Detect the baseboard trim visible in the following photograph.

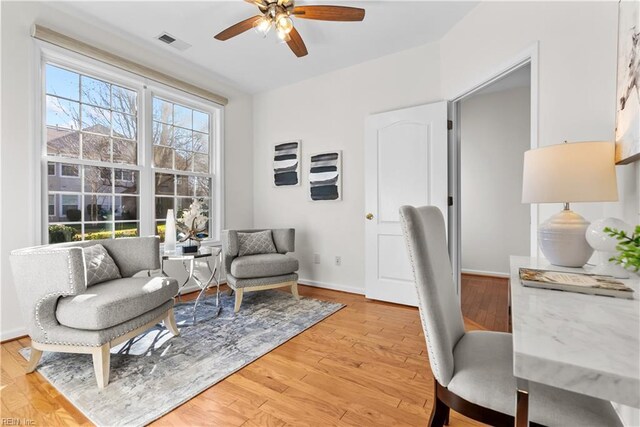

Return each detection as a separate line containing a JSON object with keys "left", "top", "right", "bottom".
{"left": 298, "top": 278, "right": 364, "bottom": 295}
{"left": 462, "top": 269, "right": 509, "bottom": 279}
{"left": 1, "top": 327, "right": 28, "bottom": 343}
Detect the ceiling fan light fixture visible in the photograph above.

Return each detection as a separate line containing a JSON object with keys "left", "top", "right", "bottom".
{"left": 276, "top": 28, "right": 291, "bottom": 42}
{"left": 275, "top": 13, "right": 293, "bottom": 34}
{"left": 253, "top": 16, "right": 272, "bottom": 37}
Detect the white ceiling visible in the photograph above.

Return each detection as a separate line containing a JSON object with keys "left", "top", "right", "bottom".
{"left": 51, "top": 1, "right": 478, "bottom": 94}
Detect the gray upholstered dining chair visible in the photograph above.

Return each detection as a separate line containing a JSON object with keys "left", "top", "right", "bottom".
{"left": 10, "top": 236, "right": 180, "bottom": 388}
{"left": 222, "top": 228, "right": 299, "bottom": 312}
{"left": 399, "top": 205, "right": 622, "bottom": 427}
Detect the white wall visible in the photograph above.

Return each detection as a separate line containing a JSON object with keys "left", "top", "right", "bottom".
{"left": 253, "top": 43, "right": 442, "bottom": 294}
{"left": 461, "top": 86, "right": 531, "bottom": 276}
{"left": 0, "top": 1, "right": 254, "bottom": 340}
{"left": 440, "top": 1, "right": 639, "bottom": 231}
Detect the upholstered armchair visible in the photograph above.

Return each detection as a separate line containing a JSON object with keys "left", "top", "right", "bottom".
{"left": 399, "top": 205, "right": 621, "bottom": 427}
{"left": 222, "top": 228, "right": 299, "bottom": 312}
{"left": 9, "top": 236, "right": 179, "bottom": 388}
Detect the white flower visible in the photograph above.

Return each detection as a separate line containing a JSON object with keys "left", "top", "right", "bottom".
{"left": 176, "top": 198, "right": 209, "bottom": 241}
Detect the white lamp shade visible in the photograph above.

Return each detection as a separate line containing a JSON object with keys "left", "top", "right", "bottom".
{"left": 522, "top": 141, "right": 618, "bottom": 203}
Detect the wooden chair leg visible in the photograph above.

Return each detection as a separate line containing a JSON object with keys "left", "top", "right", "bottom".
{"left": 92, "top": 344, "right": 111, "bottom": 388}
{"left": 234, "top": 288, "right": 244, "bottom": 313}
{"left": 26, "top": 348, "right": 43, "bottom": 373}
{"left": 429, "top": 379, "right": 450, "bottom": 427}
{"left": 291, "top": 283, "right": 300, "bottom": 300}
{"left": 164, "top": 309, "right": 180, "bottom": 336}
{"left": 429, "top": 396, "right": 450, "bottom": 427}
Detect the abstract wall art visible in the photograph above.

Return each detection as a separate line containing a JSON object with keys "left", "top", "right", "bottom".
{"left": 309, "top": 151, "right": 342, "bottom": 201}
{"left": 615, "top": 0, "right": 640, "bottom": 164}
{"left": 273, "top": 141, "right": 301, "bottom": 186}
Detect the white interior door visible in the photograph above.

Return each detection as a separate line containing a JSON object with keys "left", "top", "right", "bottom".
{"left": 364, "top": 102, "right": 449, "bottom": 306}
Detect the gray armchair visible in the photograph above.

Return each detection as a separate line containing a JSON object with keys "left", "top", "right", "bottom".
{"left": 9, "top": 236, "right": 179, "bottom": 388}
{"left": 222, "top": 228, "right": 299, "bottom": 312}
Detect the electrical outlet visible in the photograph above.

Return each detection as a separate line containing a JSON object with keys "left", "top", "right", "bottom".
{"left": 313, "top": 253, "right": 321, "bottom": 264}
{"left": 335, "top": 256, "right": 342, "bottom": 266}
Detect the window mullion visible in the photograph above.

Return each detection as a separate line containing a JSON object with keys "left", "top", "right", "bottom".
{"left": 139, "top": 86, "right": 154, "bottom": 237}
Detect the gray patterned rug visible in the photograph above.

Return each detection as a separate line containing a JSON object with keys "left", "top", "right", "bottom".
{"left": 20, "top": 290, "right": 343, "bottom": 427}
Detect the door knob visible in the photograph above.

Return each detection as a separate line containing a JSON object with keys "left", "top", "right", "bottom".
{"left": 366, "top": 213, "right": 374, "bottom": 220}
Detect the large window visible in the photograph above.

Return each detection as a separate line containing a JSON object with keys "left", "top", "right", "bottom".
{"left": 42, "top": 58, "right": 221, "bottom": 243}
{"left": 152, "top": 97, "right": 212, "bottom": 240}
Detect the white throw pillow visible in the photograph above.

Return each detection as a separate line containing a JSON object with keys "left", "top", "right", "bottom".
{"left": 83, "top": 244, "right": 122, "bottom": 286}
{"left": 237, "top": 230, "right": 277, "bottom": 257}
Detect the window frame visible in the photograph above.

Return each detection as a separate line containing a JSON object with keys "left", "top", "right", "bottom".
{"left": 37, "top": 43, "right": 224, "bottom": 245}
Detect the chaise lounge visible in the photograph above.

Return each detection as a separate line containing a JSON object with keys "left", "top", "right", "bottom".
{"left": 9, "top": 236, "right": 180, "bottom": 388}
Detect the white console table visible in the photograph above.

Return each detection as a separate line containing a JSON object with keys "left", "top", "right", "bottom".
{"left": 509, "top": 256, "right": 640, "bottom": 426}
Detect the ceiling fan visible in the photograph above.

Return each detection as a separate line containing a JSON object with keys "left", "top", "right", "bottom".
{"left": 214, "top": 0, "right": 365, "bottom": 58}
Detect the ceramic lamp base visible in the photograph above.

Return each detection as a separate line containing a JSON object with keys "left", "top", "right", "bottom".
{"left": 538, "top": 209, "right": 593, "bottom": 267}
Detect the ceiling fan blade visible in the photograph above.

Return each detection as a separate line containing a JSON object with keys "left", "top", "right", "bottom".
{"left": 244, "top": 0, "right": 268, "bottom": 10}
{"left": 287, "top": 27, "right": 308, "bottom": 57}
{"left": 292, "top": 5, "right": 365, "bottom": 21}
{"left": 214, "top": 15, "right": 263, "bottom": 41}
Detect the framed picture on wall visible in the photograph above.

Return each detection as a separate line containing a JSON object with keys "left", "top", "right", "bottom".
{"left": 273, "top": 141, "right": 301, "bottom": 186}
{"left": 309, "top": 151, "right": 342, "bottom": 201}
{"left": 614, "top": 0, "right": 640, "bottom": 164}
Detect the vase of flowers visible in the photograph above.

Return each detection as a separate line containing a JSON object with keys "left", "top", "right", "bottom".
{"left": 176, "top": 198, "right": 208, "bottom": 253}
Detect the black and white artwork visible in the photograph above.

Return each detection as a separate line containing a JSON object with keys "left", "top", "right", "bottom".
{"left": 615, "top": 0, "right": 640, "bottom": 164}
{"left": 273, "top": 141, "right": 300, "bottom": 186}
{"left": 309, "top": 151, "right": 342, "bottom": 201}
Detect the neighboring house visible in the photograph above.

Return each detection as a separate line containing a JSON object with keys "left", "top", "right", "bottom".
{"left": 47, "top": 124, "right": 138, "bottom": 224}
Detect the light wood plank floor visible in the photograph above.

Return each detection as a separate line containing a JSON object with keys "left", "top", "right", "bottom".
{"left": 0, "top": 282, "right": 506, "bottom": 426}
{"left": 460, "top": 273, "right": 509, "bottom": 332}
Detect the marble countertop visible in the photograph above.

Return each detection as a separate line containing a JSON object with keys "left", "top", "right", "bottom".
{"left": 509, "top": 256, "right": 640, "bottom": 408}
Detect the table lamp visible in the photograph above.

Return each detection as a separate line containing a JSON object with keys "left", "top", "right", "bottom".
{"left": 522, "top": 141, "right": 618, "bottom": 267}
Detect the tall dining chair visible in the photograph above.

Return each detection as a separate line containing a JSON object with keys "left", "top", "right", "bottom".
{"left": 398, "top": 205, "right": 622, "bottom": 427}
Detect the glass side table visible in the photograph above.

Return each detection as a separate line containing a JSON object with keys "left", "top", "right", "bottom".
{"left": 161, "top": 246, "right": 222, "bottom": 323}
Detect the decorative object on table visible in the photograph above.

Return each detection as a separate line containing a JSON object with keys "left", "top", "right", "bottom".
{"left": 19, "top": 291, "right": 343, "bottom": 427}
{"left": 9, "top": 236, "right": 180, "bottom": 389}
{"left": 522, "top": 141, "right": 618, "bottom": 267}
{"left": 273, "top": 141, "right": 301, "bottom": 186}
{"left": 161, "top": 246, "right": 222, "bottom": 323}
{"left": 309, "top": 150, "right": 342, "bottom": 201}
{"left": 176, "top": 198, "right": 208, "bottom": 254}
{"left": 586, "top": 218, "right": 635, "bottom": 278}
{"left": 519, "top": 267, "right": 634, "bottom": 299}
{"left": 164, "top": 209, "right": 177, "bottom": 254}
{"left": 614, "top": 0, "right": 640, "bottom": 164}
{"left": 222, "top": 228, "right": 299, "bottom": 312}
{"left": 605, "top": 223, "right": 640, "bottom": 273}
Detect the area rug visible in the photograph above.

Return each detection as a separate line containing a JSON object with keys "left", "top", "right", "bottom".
{"left": 20, "top": 290, "right": 344, "bottom": 427}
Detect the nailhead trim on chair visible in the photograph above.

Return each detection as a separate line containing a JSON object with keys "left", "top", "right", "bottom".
{"left": 29, "top": 250, "right": 81, "bottom": 343}
{"left": 39, "top": 312, "right": 167, "bottom": 347}
{"left": 13, "top": 247, "right": 170, "bottom": 347}
{"left": 400, "top": 214, "right": 444, "bottom": 384}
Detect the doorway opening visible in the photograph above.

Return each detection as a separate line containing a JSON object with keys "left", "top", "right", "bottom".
{"left": 449, "top": 55, "right": 536, "bottom": 330}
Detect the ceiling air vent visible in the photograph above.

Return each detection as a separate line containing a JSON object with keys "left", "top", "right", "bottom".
{"left": 156, "top": 32, "right": 192, "bottom": 51}
{"left": 158, "top": 33, "right": 176, "bottom": 44}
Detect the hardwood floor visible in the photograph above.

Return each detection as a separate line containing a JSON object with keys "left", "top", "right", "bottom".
{"left": 461, "top": 273, "right": 509, "bottom": 332}
{"left": 1, "top": 279, "right": 508, "bottom": 426}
